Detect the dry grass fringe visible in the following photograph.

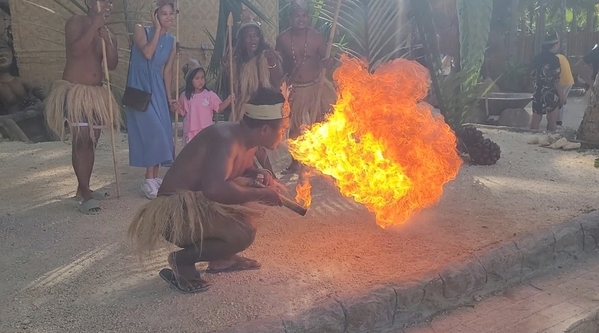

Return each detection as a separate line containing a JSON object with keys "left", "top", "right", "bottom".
{"left": 289, "top": 78, "right": 336, "bottom": 133}
{"left": 45, "top": 80, "right": 122, "bottom": 141}
{"left": 126, "top": 191, "right": 263, "bottom": 257}
{"left": 230, "top": 51, "right": 282, "bottom": 121}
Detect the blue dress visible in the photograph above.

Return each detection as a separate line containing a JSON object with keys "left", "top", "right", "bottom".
{"left": 125, "top": 26, "right": 174, "bottom": 168}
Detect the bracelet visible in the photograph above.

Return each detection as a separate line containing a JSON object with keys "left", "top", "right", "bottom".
{"left": 268, "top": 63, "right": 277, "bottom": 69}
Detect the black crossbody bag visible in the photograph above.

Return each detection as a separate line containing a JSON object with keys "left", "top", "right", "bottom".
{"left": 122, "top": 28, "right": 152, "bottom": 112}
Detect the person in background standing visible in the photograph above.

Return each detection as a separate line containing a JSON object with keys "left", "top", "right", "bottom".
{"left": 555, "top": 52, "right": 573, "bottom": 127}
{"left": 125, "top": 0, "right": 177, "bottom": 199}
{"left": 530, "top": 33, "right": 565, "bottom": 132}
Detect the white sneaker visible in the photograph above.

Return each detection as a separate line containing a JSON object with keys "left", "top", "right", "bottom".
{"left": 154, "top": 178, "right": 163, "bottom": 187}
{"left": 141, "top": 179, "right": 158, "bottom": 199}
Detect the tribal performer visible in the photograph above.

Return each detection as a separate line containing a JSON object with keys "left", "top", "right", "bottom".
{"left": 227, "top": 10, "right": 284, "bottom": 175}
{"left": 127, "top": 87, "right": 289, "bottom": 294}
{"left": 45, "top": 0, "right": 120, "bottom": 215}
{"left": 275, "top": 0, "right": 336, "bottom": 174}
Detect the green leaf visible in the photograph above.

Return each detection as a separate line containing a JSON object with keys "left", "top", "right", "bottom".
{"left": 320, "top": 0, "right": 411, "bottom": 72}
{"left": 457, "top": 0, "right": 493, "bottom": 89}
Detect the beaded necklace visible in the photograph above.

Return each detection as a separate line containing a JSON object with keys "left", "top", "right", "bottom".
{"left": 290, "top": 28, "right": 308, "bottom": 74}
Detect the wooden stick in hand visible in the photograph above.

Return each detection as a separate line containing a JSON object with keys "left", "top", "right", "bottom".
{"left": 227, "top": 13, "right": 236, "bottom": 115}
{"left": 97, "top": 0, "right": 121, "bottom": 198}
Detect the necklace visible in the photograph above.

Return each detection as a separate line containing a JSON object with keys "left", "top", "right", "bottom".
{"left": 290, "top": 28, "right": 308, "bottom": 74}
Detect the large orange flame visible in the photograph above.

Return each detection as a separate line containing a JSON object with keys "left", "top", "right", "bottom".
{"left": 287, "top": 56, "right": 462, "bottom": 228}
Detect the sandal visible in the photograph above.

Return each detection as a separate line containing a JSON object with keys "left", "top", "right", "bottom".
{"left": 78, "top": 198, "right": 101, "bottom": 215}
{"left": 159, "top": 268, "right": 210, "bottom": 294}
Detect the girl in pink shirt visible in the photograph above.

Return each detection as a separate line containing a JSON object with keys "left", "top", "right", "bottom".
{"left": 178, "top": 67, "right": 233, "bottom": 145}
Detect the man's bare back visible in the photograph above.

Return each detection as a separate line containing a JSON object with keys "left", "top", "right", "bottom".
{"left": 62, "top": 1, "right": 118, "bottom": 86}
{"left": 276, "top": 27, "right": 326, "bottom": 84}
{"left": 158, "top": 122, "right": 257, "bottom": 196}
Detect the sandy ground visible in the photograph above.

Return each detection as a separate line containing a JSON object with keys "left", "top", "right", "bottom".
{"left": 0, "top": 97, "right": 598, "bottom": 333}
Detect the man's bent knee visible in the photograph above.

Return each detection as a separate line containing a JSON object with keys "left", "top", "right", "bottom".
{"left": 227, "top": 219, "right": 257, "bottom": 254}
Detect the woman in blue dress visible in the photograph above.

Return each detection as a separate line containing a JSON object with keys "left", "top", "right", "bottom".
{"left": 125, "top": 0, "right": 177, "bottom": 199}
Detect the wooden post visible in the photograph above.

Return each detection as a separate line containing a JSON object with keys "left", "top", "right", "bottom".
{"left": 310, "top": 0, "right": 343, "bottom": 124}
{"left": 227, "top": 13, "right": 236, "bottom": 116}
{"left": 97, "top": 1, "right": 121, "bottom": 197}
{"left": 173, "top": 1, "right": 180, "bottom": 158}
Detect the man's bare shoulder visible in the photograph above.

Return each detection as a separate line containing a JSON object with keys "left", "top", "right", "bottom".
{"left": 202, "top": 122, "right": 238, "bottom": 145}
{"left": 307, "top": 27, "right": 325, "bottom": 41}
{"left": 65, "top": 15, "right": 88, "bottom": 28}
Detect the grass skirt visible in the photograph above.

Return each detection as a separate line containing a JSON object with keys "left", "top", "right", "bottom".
{"left": 126, "top": 191, "right": 264, "bottom": 256}
{"left": 289, "top": 77, "right": 336, "bottom": 134}
{"left": 45, "top": 80, "right": 121, "bottom": 141}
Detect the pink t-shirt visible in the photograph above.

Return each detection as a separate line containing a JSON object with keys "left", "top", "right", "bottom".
{"left": 179, "top": 89, "right": 222, "bottom": 143}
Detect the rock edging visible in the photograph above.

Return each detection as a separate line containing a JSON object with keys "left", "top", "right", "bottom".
{"left": 219, "top": 211, "right": 599, "bottom": 333}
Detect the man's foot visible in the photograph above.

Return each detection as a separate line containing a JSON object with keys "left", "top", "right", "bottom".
{"left": 141, "top": 179, "right": 158, "bottom": 199}
{"left": 78, "top": 198, "right": 101, "bottom": 215}
{"left": 159, "top": 269, "right": 209, "bottom": 294}
{"left": 165, "top": 253, "right": 210, "bottom": 293}
{"left": 281, "top": 161, "right": 301, "bottom": 175}
{"left": 75, "top": 190, "right": 109, "bottom": 201}
{"left": 206, "top": 255, "right": 261, "bottom": 274}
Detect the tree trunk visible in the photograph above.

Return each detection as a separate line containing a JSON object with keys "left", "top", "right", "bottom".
{"left": 586, "top": 7, "right": 595, "bottom": 32}
{"left": 578, "top": 75, "right": 599, "bottom": 144}
{"left": 572, "top": 8, "right": 578, "bottom": 33}
{"left": 506, "top": 0, "right": 520, "bottom": 62}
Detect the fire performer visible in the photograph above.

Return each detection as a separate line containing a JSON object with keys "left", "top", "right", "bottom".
{"left": 226, "top": 10, "right": 283, "bottom": 175}
{"left": 45, "top": 0, "right": 120, "bottom": 214}
{"left": 127, "top": 87, "right": 289, "bottom": 294}
{"left": 275, "top": 0, "right": 336, "bottom": 174}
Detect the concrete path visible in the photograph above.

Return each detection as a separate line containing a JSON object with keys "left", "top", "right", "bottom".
{"left": 405, "top": 255, "right": 599, "bottom": 333}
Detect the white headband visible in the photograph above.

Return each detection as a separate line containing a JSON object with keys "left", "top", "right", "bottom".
{"left": 244, "top": 103, "right": 289, "bottom": 120}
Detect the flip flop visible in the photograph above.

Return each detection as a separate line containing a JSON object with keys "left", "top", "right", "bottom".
{"left": 75, "top": 191, "right": 110, "bottom": 202}
{"left": 205, "top": 256, "right": 261, "bottom": 274}
{"left": 78, "top": 198, "right": 101, "bottom": 215}
{"left": 158, "top": 268, "right": 210, "bottom": 294}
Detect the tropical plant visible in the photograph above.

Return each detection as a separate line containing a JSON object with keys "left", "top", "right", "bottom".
{"left": 317, "top": 0, "right": 413, "bottom": 73}
{"left": 410, "top": 0, "right": 496, "bottom": 129}
{"left": 439, "top": 70, "right": 496, "bottom": 129}
{"left": 457, "top": 0, "right": 493, "bottom": 90}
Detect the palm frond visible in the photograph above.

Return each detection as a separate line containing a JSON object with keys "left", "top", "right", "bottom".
{"left": 320, "top": 0, "right": 410, "bottom": 72}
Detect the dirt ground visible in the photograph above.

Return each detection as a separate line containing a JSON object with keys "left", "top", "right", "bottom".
{"left": 0, "top": 97, "right": 597, "bottom": 333}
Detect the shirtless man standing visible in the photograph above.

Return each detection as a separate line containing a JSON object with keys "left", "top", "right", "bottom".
{"left": 276, "top": 0, "right": 336, "bottom": 174}
{"left": 45, "top": 0, "right": 120, "bottom": 214}
{"left": 127, "top": 87, "right": 289, "bottom": 293}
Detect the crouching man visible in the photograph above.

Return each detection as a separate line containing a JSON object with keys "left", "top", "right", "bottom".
{"left": 127, "top": 87, "right": 290, "bottom": 293}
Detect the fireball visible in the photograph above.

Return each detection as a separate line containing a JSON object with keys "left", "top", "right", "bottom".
{"left": 288, "top": 56, "right": 462, "bottom": 228}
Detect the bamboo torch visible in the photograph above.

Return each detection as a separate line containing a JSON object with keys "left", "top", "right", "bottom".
{"left": 227, "top": 13, "right": 236, "bottom": 115}
{"left": 173, "top": 1, "right": 180, "bottom": 159}
{"left": 310, "top": 0, "right": 343, "bottom": 123}
{"left": 97, "top": 1, "right": 121, "bottom": 197}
